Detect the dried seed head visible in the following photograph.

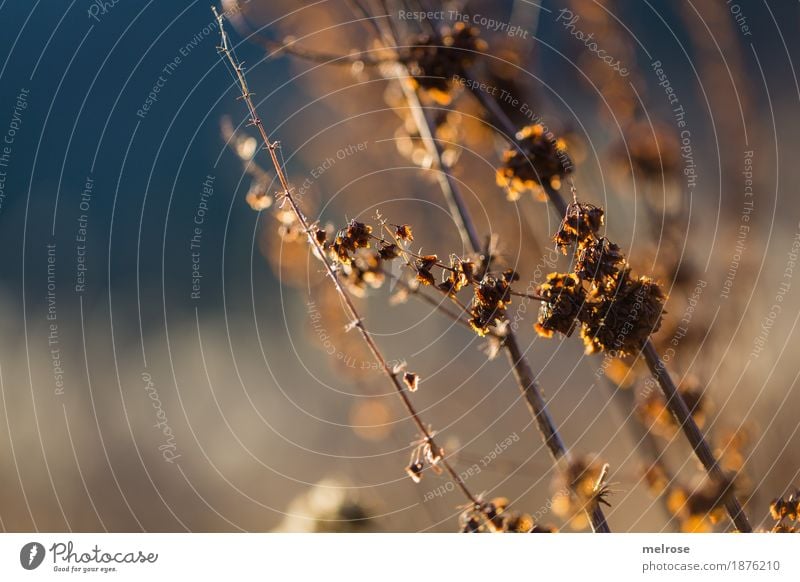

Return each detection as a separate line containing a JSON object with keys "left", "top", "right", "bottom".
{"left": 329, "top": 220, "right": 373, "bottom": 265}
{"left": 345, "top": 219, "right": 372, "bottom": 248}
{"left": 395, "top": 224, "right": 414, "bottom": 242}
{"left": 551, "top": 455, "right": 607, "bottom": 530}
{"left": 468, "top": 275, "right": 513, "bottom": 336}
{"left": 405, "top": 461, "right": 424, "bottom": 484}
{"left": 437, "top": 256, "right": 474, "bottom": 296}
{"left": 553, "top": 202, "right": 605, "bottom": 250}
{"left": 534, "top": 272, "right": 587, "bottom": 338}
{"left": 667, "top": 480, "right": 731, "bottom": 533}
{"left": 502, "top": 269, "right": 520, "bottom": 283}
{"left": 416, "top": 269, "right": 435, "bottom": 287}
{"left": 340, "top": 250, "right": 385, "bottom": 296}
{"left": 460, "top": 516, "right": 481, "bottom": 533}
{"left": 770, "top": 489, "right": 800, "bottom": 522}
{"left": 403, "top": 372, "right": 419, "bottom": 392}
{"left": 580, "top": 269, "right": 666, "bottom": 356}
{"left": 245, "top": 187, "right": 272, "bottom": 211}
{"left": 415, "top": 254, "right": 438, "bottom": 287}
{"left": 612, "top": 120, "right": 680, "bottom": 181}
{"left": 575, "top": 237, "right": 625, "bottom": 283}
{"left": 378, "top": 243, "right": 401, "bottom": 260}
{"left": 496, "top": 124, "right": 572, "bottom": 200}
{"left": 642, "top": 462, "right": 669, "bottom": 495}
{"left": 406, "top": 23, "right": 487, "bottom": 105}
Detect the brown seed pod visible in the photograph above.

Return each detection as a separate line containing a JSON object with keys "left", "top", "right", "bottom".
{"left": 403, "top": 372, "right": 419, "bottom": 392}
{"left": 580, "top": 269, "right": 666, "bottom": 356}
{"left": 496, "top": 124, "right": 573, "bottom": 200}
{"left": 534, "top": 272, "right": 587, "bottom": 338}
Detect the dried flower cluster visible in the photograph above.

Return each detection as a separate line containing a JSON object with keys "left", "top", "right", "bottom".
{"left": 405, "top": 23, "right": 487, "bottom": 105}
{"left": 313, "top": 215, "right": 525, "bottom": 339}
{"left": 769, "top": 489, "right": 800, "bottom": 533}
{"left": 496, "top": 124, "right": 572, "bottom": 200}
{"left": 535, "top": 201, "right": 666, "bottom": 356}
{"left": 468, "top": 270, "right": 518, "bottom": 336}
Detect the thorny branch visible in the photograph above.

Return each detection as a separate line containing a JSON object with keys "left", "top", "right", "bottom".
{"left": 212, "top": 6, "right": 493, "bottom": 527}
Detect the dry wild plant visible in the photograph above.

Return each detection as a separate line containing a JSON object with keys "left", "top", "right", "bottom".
{"left": 212, "top": 2, "right": 768, "bottom": 533}
{"left": 213, "top": 7, "right": 566, "bottom": 534}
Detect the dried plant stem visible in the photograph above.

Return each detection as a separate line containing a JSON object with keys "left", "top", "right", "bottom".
{"left": 374, "top": 33, "right": 610, "bottom": 534}
{"left": 393, "top": 67, "right": 482, "bottom": 251}
{"left": 465, "top": 75, "right": 751, "bottom": 530}
{"left": 213, "top": 7, "right": 486, "bottom": 516}
{"left": 642, "top": 341, "right": 752, "bottom": 532}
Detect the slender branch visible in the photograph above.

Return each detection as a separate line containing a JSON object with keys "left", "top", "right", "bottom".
{"left": 379, "top": 269, "right": 499, "bottom": 336}
{"left": 213, "top": 7, "right": 486, "bottom": 516}
{"left": 396, "top": 72, "right": 482, "bottom": 251}
{"left": 642, "top": 341, "right": 752, "bottom": 532}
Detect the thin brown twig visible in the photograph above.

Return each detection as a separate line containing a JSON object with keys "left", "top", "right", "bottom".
{"left": 252, "top": 34, "right": 388, "bottom": 66}
{"left": 369, "top": 11, "right": 610, "bottom": 533}
{"left": 212, "top": 6, "right": 489, "bottom": 522}
{"left": 642, "top": 341, "right": 751, "bottom": 532}
{"left": 382, "top": 270, "right": 492, "bottom": 335}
